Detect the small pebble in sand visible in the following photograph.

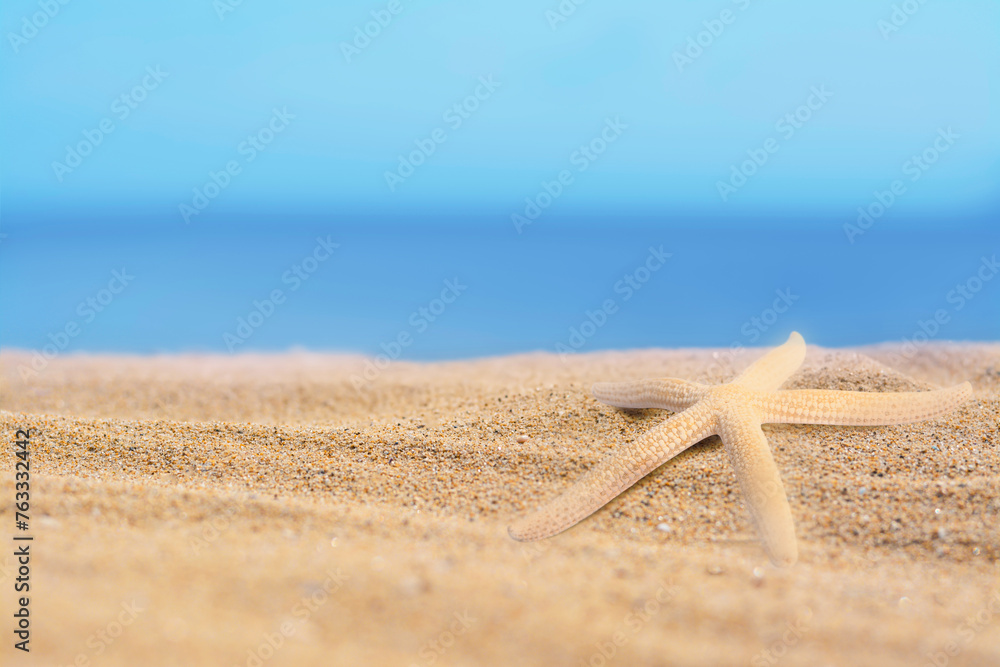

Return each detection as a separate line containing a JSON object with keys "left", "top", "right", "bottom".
{"left": 707, "top": 564, "right": 724, "bottom": 575}
{"left": 516, "top": 435, "right": 530, "bottom": 443}
{"left": 656, "top": 523, "right": 672, "bottom": 533}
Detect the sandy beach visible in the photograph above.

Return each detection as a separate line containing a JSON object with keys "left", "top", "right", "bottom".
{"left": 1, "top": 341, "right": 998, "bottom": 667}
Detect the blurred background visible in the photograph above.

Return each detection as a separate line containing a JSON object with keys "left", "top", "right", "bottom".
{"left": 1, "top": 0, "right": 997, "bottom": 357}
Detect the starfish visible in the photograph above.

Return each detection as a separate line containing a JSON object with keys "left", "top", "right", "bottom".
{"left": 508, "top": 332, "right": 972, "bottom": 566}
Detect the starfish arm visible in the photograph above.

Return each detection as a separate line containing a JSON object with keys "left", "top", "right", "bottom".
{"left": 591, "top": 378, "right": 708, "bottom": 411}
{"left": 717, "top": 408, "right": 798, "bottom": 567}
{"left": 754, "top": 382, "right": 973, "bottom": 426}
{"left": 732, "top": 331, "right": 806, "bottom": 392}
{"left": 508, "top": 404, "right": 716, "bottom": 542}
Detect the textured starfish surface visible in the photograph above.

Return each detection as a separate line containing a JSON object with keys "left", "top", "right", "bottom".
{"left": 508, "top": 332, "right": 973, "bottom": 566}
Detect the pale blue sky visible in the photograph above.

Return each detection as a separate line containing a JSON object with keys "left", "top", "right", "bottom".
{"left": 2, "top": 0, "right": 997, "bottom": 222}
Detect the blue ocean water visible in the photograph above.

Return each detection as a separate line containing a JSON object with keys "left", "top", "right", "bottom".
{"left": 1, "top": 213, "right": 996, "bottom": 358}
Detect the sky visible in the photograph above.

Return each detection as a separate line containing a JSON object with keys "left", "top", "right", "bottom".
{"left": 0, "top": 2, "right": 997, "bottom": 356}
{"left": 1, "top": 0, "right": 997, "bottom": 222}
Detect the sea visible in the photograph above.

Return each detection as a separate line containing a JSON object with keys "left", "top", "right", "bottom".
{"left": 1, "top": 211, "right": 997, "bottom": 358}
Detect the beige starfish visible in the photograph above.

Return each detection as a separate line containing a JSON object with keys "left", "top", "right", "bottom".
{"left": 508, "top": 332, "right": 972, "bottom": 566}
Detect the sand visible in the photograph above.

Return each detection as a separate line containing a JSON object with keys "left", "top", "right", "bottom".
{"left": 1, "top": 342, "right": 998, "bottom": 667}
